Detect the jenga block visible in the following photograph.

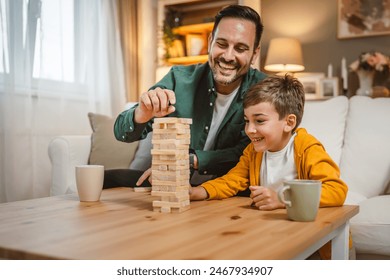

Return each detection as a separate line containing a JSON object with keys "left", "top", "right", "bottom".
{"left": 152, "top": 173, "right": 190, "bottom": 182}
{"left": 152, "top": 169, "right": 189, "bottom": 177}
{"left": 152, "top": 138, "right": 191, "bottom": 145}
{"left": 153, "top": 200, "right": 189, "bottom": 208}
{"left": 151, "top": 185, "right": 190, "bottom": 192}
{"left": 151, "top": 190, "right": 188, "bottom": 198}
{"left": 133, "top": 187, "right": 152, "bottom": 192}
{"left": 153, "top": 143, "right": 189, "bottom": 150}
{"left": 151, "top": 149, "right": 188, "bottom": 156}
{"left": 154, "top": 117, "right": 192, "bottom": 124}
{"left": 151, "top": 160, "right": 188, "bottom": 168}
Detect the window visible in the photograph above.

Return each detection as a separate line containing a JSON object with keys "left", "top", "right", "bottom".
{"left": 0, "top": 0, "right": 86, "bottom": 95}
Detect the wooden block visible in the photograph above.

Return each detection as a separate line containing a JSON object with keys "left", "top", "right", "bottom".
{"left": 153, "top": 143, "right": 189, "bottom": 150}
{"left": 152, "top": 138, "right": 191, "bottom": 145}
{"left": 151, "top": 149, "right": 188, "bottom": 156}
{"left": 152, "top": 173, "right": 190, "bottom": 182}
{"left": 154, "top": 117, "right": 192, "bottom": 124}
{"left": 152, "top": 185, "right": 190, "bottom": 192}
{"left": 153, "top": 200, "right": 189, "bottom": 208}
{"left": 151, "top": 159, "right": 188, "bottom": 167}
{"left": 152, "top": 179, "right": 190, "bottom": 186}
{"left": 133, "top": 187, "right": 152, "bottom": 192}
{"left": 151, "top": 190, "right": 188, "bottom": 198}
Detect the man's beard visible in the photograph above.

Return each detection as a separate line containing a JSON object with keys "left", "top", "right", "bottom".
{"left": 211, "top": 57, "right": 241, "bottom": 85}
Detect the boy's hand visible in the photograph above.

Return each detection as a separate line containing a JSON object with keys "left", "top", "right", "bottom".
{"left": 249, "top": 186, "right": 285, "bottom": 210}
{"left": 190, "top": 186, "right": 208, "bottom": 201}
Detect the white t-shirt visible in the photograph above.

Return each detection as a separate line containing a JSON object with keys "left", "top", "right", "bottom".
{"left": 260, "top": 133, "right": 297, "bottom": 192}
{"left": 191, "top": 86, "right": 240, "bottom": 185}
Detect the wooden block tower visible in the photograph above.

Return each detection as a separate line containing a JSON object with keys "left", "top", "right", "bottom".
{"left": 151, "top": 117, "right": 192, "bottom": 213}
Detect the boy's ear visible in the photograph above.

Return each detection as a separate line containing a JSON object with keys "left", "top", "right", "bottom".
{"left": 284, "top": 114, "right": 296, "bottom": 133}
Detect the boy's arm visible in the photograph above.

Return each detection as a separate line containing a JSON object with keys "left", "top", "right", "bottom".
{"left": 196, "top": 145, "right": 253, "bottom": 200}
{"left": 301, "top": 144, "right": 348, "bottom": 206}
{"left": 190, "top": 186, "right": 208, "bottom": 201}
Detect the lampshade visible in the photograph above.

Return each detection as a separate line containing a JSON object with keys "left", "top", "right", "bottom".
{"left": 264, "top": 37, "right": 305, "bottom": 72}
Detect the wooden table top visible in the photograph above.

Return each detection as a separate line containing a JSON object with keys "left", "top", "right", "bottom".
{"left": 0, "top": 188, "right": 359, "bottom": 260}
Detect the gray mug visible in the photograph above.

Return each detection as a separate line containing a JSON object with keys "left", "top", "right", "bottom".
{"left": 278, "top": 180, "right": 321, "bottom": 222}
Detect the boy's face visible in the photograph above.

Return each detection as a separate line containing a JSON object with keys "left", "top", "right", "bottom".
{"left": 244, "top": 102, "right": 293, "bottom": 153}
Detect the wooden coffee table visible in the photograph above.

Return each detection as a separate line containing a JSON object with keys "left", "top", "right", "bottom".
{"left": 0, "top": 188, "right": 358, "bottom": 260}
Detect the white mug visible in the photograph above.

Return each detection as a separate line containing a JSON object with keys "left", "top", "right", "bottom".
{"left": 278, "top": 180, "right": 321, "bottom": 222}
{"left": 75, "top": 165, "right": 104, "bottom": 202}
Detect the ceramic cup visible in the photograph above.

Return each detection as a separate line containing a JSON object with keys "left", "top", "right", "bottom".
{"left": 278, "top": 179, "right": 321, "bottom": 222}
{"left": 75, "top": 165, "right": 104, "bottom": 202}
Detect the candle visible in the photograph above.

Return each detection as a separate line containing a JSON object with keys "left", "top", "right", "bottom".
{"left": 341, "top": 57, "right": 347, "bottom": 90}
{"left": 328, "top": 63, "right": 333, "bottom": 78}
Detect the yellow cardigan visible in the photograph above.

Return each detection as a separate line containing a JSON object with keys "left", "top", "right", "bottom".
{"left": 202, "top": 128, "right": 348, "bottom": 206}
{"left": 201, "top": 128, "right": 349, "bottom": 259}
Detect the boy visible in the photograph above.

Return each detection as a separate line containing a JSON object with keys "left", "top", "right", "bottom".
{"left": 190, "top": 74, "right": 349, "bottom": 259}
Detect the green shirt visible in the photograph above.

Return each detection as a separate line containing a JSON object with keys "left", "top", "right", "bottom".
{"left": 114, "top": 63, "right": 266, "bottom": 177}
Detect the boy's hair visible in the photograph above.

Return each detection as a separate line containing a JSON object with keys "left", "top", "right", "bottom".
{"left": 212, "top": 5, "right": 264, "bottom": 50}
{"left": 243, "top": 74, "right": 305, "bottom": 131}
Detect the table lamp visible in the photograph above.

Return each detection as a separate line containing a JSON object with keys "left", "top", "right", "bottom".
{"left": 264, "top": 37, "right": 305, "bottom": 74}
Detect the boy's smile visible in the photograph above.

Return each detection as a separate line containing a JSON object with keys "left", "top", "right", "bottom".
{"left": 244, "top": 102, "right": 294, "bottom": 153}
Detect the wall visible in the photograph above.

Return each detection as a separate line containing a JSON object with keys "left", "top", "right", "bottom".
{"left": 260, "top": 0, "right": 390, "bottom": 96}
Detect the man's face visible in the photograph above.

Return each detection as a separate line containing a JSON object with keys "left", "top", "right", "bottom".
{"left": 208, "top": 17, "right": 259, "bottom": 93}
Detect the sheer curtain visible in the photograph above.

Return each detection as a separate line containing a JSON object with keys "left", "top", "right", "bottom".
{"left": 0, "top": 0, "right": 126, "bottom": 202}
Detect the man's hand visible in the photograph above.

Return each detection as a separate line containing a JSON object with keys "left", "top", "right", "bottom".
{"left": 249, "top": 186, "right": 285, "bottom": 210}
{"left": 134, "top": 87, "right": 176, "bottom": 123}
{"left": 136, "top": 168, "right": 152, "bottom": 186}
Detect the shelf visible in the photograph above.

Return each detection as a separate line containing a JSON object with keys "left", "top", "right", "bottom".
{"left": 172, "top": 22, "right": 214, "bottom": 36}
{"left": 167, "top": 55, "right": 208, "bottom": 65}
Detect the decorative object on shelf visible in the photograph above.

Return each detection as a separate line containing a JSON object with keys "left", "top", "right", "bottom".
{"left": 341, "top": 57, "right": 348, "bottom": 94}
{"left": 264, "top": 37, "right": 305, "bottom": 73}
{"left": 320, "top": 77, "right": 339, "bottom": 98}
{"left": 294, "top": 72, "right": 325, "bottom": 100}
{"left": 337, "top": 0, "right": 390, "bottom": 39}
{"left": 349, "top": 51, "right": 390, "bottom": 96}
{"left": 185, "top": 34, "right": 206, "bottom": 56}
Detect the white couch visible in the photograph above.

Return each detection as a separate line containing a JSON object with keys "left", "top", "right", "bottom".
{"left": 48, "top": 96, "right": 390, "bottom": 259}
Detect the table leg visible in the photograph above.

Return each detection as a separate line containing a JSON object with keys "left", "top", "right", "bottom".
{"left": 331, "top": 222, "right": 349, "bottom": 260}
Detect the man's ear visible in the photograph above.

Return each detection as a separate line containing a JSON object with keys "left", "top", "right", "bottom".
{"left": 284, "top": 114, "right": 297, "bottom": 133}
{"left": 208, "top": 33, "right": 213, "bottom": 53}
{"left": 251, "top": 46, "right": 261, "bottom": 65}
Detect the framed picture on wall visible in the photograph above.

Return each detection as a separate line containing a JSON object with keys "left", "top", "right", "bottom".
{"left": 337, "top": 0, "right": 390, "bottom": 39}
{"left": 320, "top": 78, "right": 339, "bottom": 98}
{"left": 295, "top": 72, "right": 325, "bottom": 100}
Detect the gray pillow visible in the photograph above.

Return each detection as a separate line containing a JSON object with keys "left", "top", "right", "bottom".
{"left": 129, "top": 132, "right": 152, "bottom": 171}
{"left": 88, "top": 112, "right": 139, "bottom": 169}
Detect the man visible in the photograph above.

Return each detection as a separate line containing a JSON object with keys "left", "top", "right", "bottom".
{"left": 111, "top": 5, "right": 266, "bottom": 189}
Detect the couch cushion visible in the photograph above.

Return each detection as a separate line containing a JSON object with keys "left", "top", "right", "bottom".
{"left": 129, "top": 132, "right": 152, "bottom": 171}
{"left": 350, "top": 195, "right": 390, "bottom": 256}
{"left": 88, "top": 112, "right": 138, "bottom": 169}
{"left": 300, "top": 96, "right": 349, "bottom": 165}
{"left": 340, "top": 96, "right": 390, "bottom": 198}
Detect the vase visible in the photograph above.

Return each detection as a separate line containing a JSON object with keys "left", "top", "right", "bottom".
{"left": 356, "top": 70, "right": 375, "bottom": 96}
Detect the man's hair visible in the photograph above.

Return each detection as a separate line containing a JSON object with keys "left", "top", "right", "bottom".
{"left": 212, "top": 5, "right": 263, "bottom": 49}
{"left": 243, "top": 74, "right": 305, "bottom": 130}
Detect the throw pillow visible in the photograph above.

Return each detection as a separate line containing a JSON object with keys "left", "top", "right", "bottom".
{"left": 88, "top": 112, "right": 138, "bottom": 169}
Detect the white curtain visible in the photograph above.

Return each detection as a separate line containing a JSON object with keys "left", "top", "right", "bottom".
{"left": 0, "top": 0, "right": 126, "bottom": 202}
